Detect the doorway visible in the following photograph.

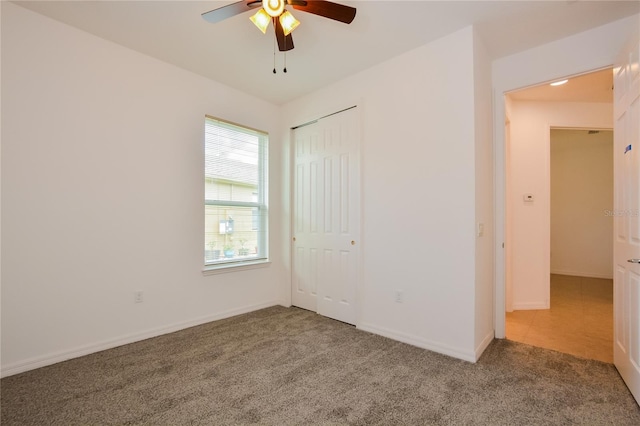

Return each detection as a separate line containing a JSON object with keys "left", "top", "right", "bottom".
{"left": 503, "top": 69, "right": 615, "bottom": 362}
{"left": 507, "top": 128, "right": 614, "bottom": 362}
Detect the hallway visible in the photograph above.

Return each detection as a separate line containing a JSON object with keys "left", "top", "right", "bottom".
{"left": 506, "top": 274, "right": 613, "bottom": 363}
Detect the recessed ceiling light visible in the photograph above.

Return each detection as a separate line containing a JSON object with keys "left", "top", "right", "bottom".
{"left": 550, "top": 79, "right": 568, "bottom": 86}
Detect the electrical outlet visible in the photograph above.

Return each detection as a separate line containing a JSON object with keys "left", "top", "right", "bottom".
{"left": 395, "top": 290, "right": 403, "bottom": 303}
{"left": 134, "top": 291, "right": 144, "bottom": 304}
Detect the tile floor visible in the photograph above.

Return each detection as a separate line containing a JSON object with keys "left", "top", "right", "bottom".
{"left": 506, "top": 274, "right": 613, "bottom": 363}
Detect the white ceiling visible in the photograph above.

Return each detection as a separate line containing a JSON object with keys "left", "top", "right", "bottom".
{"left": 509, "top": 67, "right": 614, "bottom": 103}
{"left": 12, "top": 1, "right": 639, "bottom": 105}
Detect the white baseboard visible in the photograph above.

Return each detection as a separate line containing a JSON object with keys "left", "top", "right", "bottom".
{"left": 512, "top": 302, "right": 549, "bottom": 310}
{"left": 358, "top": 322, "right": 477, "bottom": 363}
{"left": 474, "top": 331, "right": 494, "bottom": 361}
{"left": 550, "top": 269, "right": 613, "bottom": 280}
{"left": 1, "top": 301, "right": 279, "bottom": 378}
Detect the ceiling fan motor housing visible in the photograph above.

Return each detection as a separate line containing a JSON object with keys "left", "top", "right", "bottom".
{"left": 263, "top": 0, "right": 285, "bottom": 17}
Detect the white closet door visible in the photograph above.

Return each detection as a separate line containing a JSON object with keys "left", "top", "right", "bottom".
{"left": 292, "top": 107, "right": 360, "bottom": 325}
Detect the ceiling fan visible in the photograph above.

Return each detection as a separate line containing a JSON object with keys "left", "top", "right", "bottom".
{"left": 202, "top": 1, "right": 357, "bottom": 52}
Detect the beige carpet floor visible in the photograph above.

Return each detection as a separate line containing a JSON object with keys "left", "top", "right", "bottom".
{"left": 2, "top": 305, "right": 639, "bottom": 425}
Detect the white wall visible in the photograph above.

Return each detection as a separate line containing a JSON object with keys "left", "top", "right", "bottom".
{"left": 493, "top": 13, "right": 639, "bottom": 335}
{"left": 507, "top": 100, "right": 613, "bottom": 309}
{"left": 473, "top": 30, "right": 494, "bottom": 356}
{"left": 0, "top": 2, "right": 3, "bottom": 357}
{"left": 1, "top": 3, "right": 286, "bottom": 376}
{"left": 550, "top": 129, "right": 613, "bottom": 279}
{"left": 282, "top": 27, "right": 490, "bottom": 362}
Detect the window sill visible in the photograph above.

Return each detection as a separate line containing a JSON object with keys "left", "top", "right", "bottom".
{"left": 202, "top": 259, "right": 271, "bottom": 276}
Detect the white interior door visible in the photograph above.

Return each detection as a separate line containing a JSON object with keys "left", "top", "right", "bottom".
{"left": 613, "top": 36, "right": 640, "bottom": 405}
{"left": 291, "top": 107, "right": 360, "bottom": 325}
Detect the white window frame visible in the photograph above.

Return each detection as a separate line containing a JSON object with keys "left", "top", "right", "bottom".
{"left": 202, "top": 116, "right": 269, "bottom": 274}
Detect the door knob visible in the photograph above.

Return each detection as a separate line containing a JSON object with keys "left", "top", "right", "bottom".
{"left": 628, "top": 259, "right": 640, "bottom": 264}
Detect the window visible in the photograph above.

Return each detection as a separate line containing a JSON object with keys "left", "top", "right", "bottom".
{"left": 204, "top": 116, "right": 268, "bottom": 268}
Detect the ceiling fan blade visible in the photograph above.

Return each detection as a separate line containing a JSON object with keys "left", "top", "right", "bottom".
{"left": 291, "top": 1, "right": 356, "bottom": 24}
{"left": 202, "top": 1, "right": 261, "bottom": 24}
{"left": 274, "top": 18, "right": 295, "bottom": 51}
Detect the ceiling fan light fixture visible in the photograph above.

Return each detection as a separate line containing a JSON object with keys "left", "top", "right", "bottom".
{"left": 262, "top": 0, "right": 285, "bottom": 18}
{"left": 280, "top": 10, "right": 300, "bottom": 36}
{"left": 250, "top": 8, "right": 271, "bottom": 34}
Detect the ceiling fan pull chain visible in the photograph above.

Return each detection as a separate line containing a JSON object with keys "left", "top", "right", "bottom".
{"left": 282, "top": 23, "right": 287, "bottom": 73}
{"left": 283, "top": 25, "right": 287, "bottom": 73}
{"left": 273, "top": 33, "right": 277, "bottom": 74}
